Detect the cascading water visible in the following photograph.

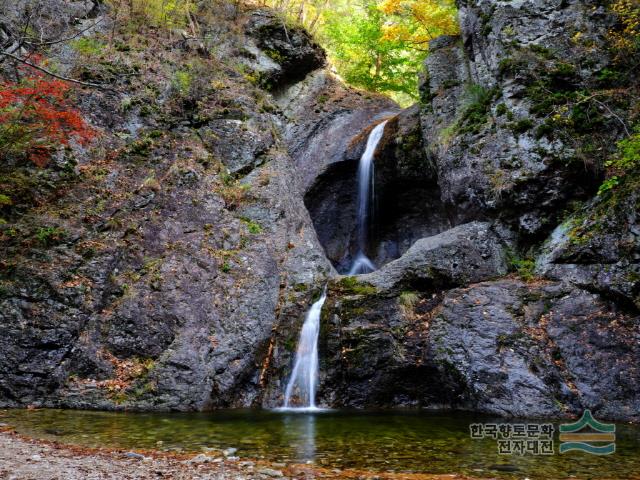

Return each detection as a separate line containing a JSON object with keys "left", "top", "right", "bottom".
{"left": 280, "top": 121, "right": 386, "bottom": 410}
{"left": 348, "top": 120, "right": 388, "bottom": 275}
{"left": 282, "top": 289, "right": 327, "bottom": 410}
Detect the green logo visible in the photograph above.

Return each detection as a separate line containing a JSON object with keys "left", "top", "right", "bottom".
{"left": 559, "top": 410, "right": 616, "bottom": 455}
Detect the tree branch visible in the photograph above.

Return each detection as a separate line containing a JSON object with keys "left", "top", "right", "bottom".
{"left": 23, "top": 17, "right": 105, "bottom": 47}
{"left": 0, "top": 51, "right": 111, "bottom": 90}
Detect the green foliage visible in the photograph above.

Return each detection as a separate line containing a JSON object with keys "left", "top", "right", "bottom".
{"left": 240, "top": 217, "right": 263, "bottom": 234}
{"left": 455, "top": 83, "right": 497, "bottom": 135}
{"left": 508, "top": 118, "right": 534, "bottom": 135}
{"left": 611, "top": 126, "right": 640, "bottom": 171}
{"left": 598, "top": 176, "right": 620, "bottom": 195}
{"left": 108, "top": 0, "right": 193, "bottom": 29}
{"left": 72, "top": 37, "right": 105, "bottom": 56}
{"left": 506, "top": 248, "right": 536, "bottom": 282}
{"left": 172, "top": 70, "right": 192, "bottom": 96}
{"left": 35, "top": 226, "right": 66, "bottom": 246}
{"left": 261, "top": 0, "right": 457, "bottom": 104}
{"left": 597, "top": 125, "right": 640, "bottom": 194}
{"left": 322, "top": 1, "right": 423, "bottom": 105}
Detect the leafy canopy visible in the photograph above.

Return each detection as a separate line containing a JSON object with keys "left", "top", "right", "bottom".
{"left": 262, "top": 0, "right": 459, "bottom": 105}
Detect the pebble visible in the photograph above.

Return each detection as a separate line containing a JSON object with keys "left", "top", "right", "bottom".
{"left": 124, "top": 452, "right": 145, "bottom": 460}
{"left": 257, "top": 468, "right": 283, "bottom": 477}
{"left": 184, "top": 453, "right": 216, "bottom": 464}
{"left": 29, "top": 454, "right": 42, "bottom": 461}
{"left": 222, "top": 447, "right": 237, "bottom": 457}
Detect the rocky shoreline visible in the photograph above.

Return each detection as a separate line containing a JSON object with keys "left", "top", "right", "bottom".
{"left": 0, "top": 429, "right": 482, "bottom": 480}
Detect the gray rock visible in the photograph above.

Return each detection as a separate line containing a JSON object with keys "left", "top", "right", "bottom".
{"left": 244, "top": 9, "right": 326, "bottom": 89}
{"left": 419, "top": 0, "right": 621, "bottom": 237}
{"left": 318, "top": 278, "right": 640, "bottom": 421}
{"left": 536, "top": 185, "right": 640, "bottom": 308}
{"left": 362, "top": 222, "right": 512, "bottom": 291}
{"left": 124, "top": 452, "right": 145, "bottom": 460}
{"left": 257, "top": 468, "right": 283, "bottom": 477}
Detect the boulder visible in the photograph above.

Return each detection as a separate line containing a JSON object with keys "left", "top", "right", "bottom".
{"left": 244, "top": 9, "right": 326, "bottom": 89}
{"left": 536, "top": 177, "right": 640, "bottom": 309}
{"left": 362, "top": 222, "right": 512, "bottom": 291}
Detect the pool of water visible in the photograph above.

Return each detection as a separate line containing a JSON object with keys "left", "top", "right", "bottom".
{"left": 2, "top": 408, "right": 639, "bottom": 479}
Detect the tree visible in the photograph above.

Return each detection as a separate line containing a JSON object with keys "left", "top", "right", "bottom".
{"left": 322, "top": 0, "right": 424, "bottom": 104}
{"left": 379, "top": 0, "right": 458, "bottom": 49}
{"left": 0, "top": 67, "right": 95, "bottom": 167}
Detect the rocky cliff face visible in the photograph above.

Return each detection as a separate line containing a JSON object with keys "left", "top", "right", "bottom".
{"left": 1, "top": 0, "right": 638, "bottom": 422}
{"left": 0, "top": 2, "right": 388, "bottom": 410}
{"left": 295, "top": 0, "right": 639, "bottom": 421}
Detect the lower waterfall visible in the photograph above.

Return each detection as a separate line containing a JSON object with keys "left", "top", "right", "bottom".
{"left": 281, "top": 289, "right": 328, "bottom": 410}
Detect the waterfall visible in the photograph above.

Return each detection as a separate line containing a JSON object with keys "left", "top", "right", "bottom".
{"left": 282, "top": 289, "right": 327, "bottom": 410}
{"left": 348, "top": 120, "right": 388, "bottom": 275}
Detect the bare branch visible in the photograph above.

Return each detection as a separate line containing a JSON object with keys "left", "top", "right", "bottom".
{"left": 1, "top": 51, "right": 112, "bottom": 90}
{"left": 23, "top": 17, "right": 105, "bottom": 47}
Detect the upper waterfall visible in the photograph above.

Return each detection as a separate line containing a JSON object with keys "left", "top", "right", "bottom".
{"left": 348, "top": 120, "right": 388, "bottom": 275}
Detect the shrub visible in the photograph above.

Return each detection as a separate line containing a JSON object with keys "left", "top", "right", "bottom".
{"left": 107, "top": 0, "right": 193, "bottom": 29}
{"left": 0, "top": 70, "right": 95, "bottom": 166}
{"left": 72, "top": 37, "right": 105, "bottom": 56}
{"left": 35, "top": 226, "right": 66, "bottom": 246}
{"left": 598, "top": 125, "right": 640, "bottom": 194}
{"left": 172, "top": 70, "right": 192, "bottom": 96}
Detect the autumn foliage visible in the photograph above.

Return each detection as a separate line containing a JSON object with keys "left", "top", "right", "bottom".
{"left": 0, "top": 69, "right": 95, "bottom": 167}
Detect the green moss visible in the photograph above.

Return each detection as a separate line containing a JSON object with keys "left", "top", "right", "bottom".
{"left": 498, "top": 57, "right": 527, "bottom": 77}
{"left": 239, "top": 217, "right": 263, "bottom": 234}
{"left": 337, "top": 276, "right": 377, "bottom": 296}
{"left": 534, "top": 121, "right": 554, "bottom": 139}
{"left": 71, "top": 37, "right": 105, "bottom": 56}
{"left": 265, "top": 49, "right": 285, "bottom": 63}
{"left": 293, "top": 283, "right": 308, "bottom": 292}
{"left": 508, "top": 118, "right": 534, "bottom": 135}
{"left": 35, "top": 226, "right": 66, "bottom": 247}
{"left": 505, "top": 248, "right": 537, "bottom": 281}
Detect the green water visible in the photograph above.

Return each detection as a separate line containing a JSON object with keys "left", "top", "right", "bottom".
{"left": 2, "top": 408, "right": 639, "bottom": 479}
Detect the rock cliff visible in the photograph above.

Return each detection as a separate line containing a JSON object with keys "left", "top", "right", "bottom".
{"left": 1, "top": 0, "right": 638, "bottom": 421}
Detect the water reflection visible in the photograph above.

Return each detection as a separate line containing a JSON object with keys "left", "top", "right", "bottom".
{"left": 2, "top": 408, "right": 640, "bottom": 479}
{"left": 282, "top": 413, "right": 316, "bottom": 463}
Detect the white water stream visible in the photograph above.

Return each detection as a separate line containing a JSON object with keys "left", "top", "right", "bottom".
{"left": 347, "top": 120, "right": 387, "bottom": 275}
